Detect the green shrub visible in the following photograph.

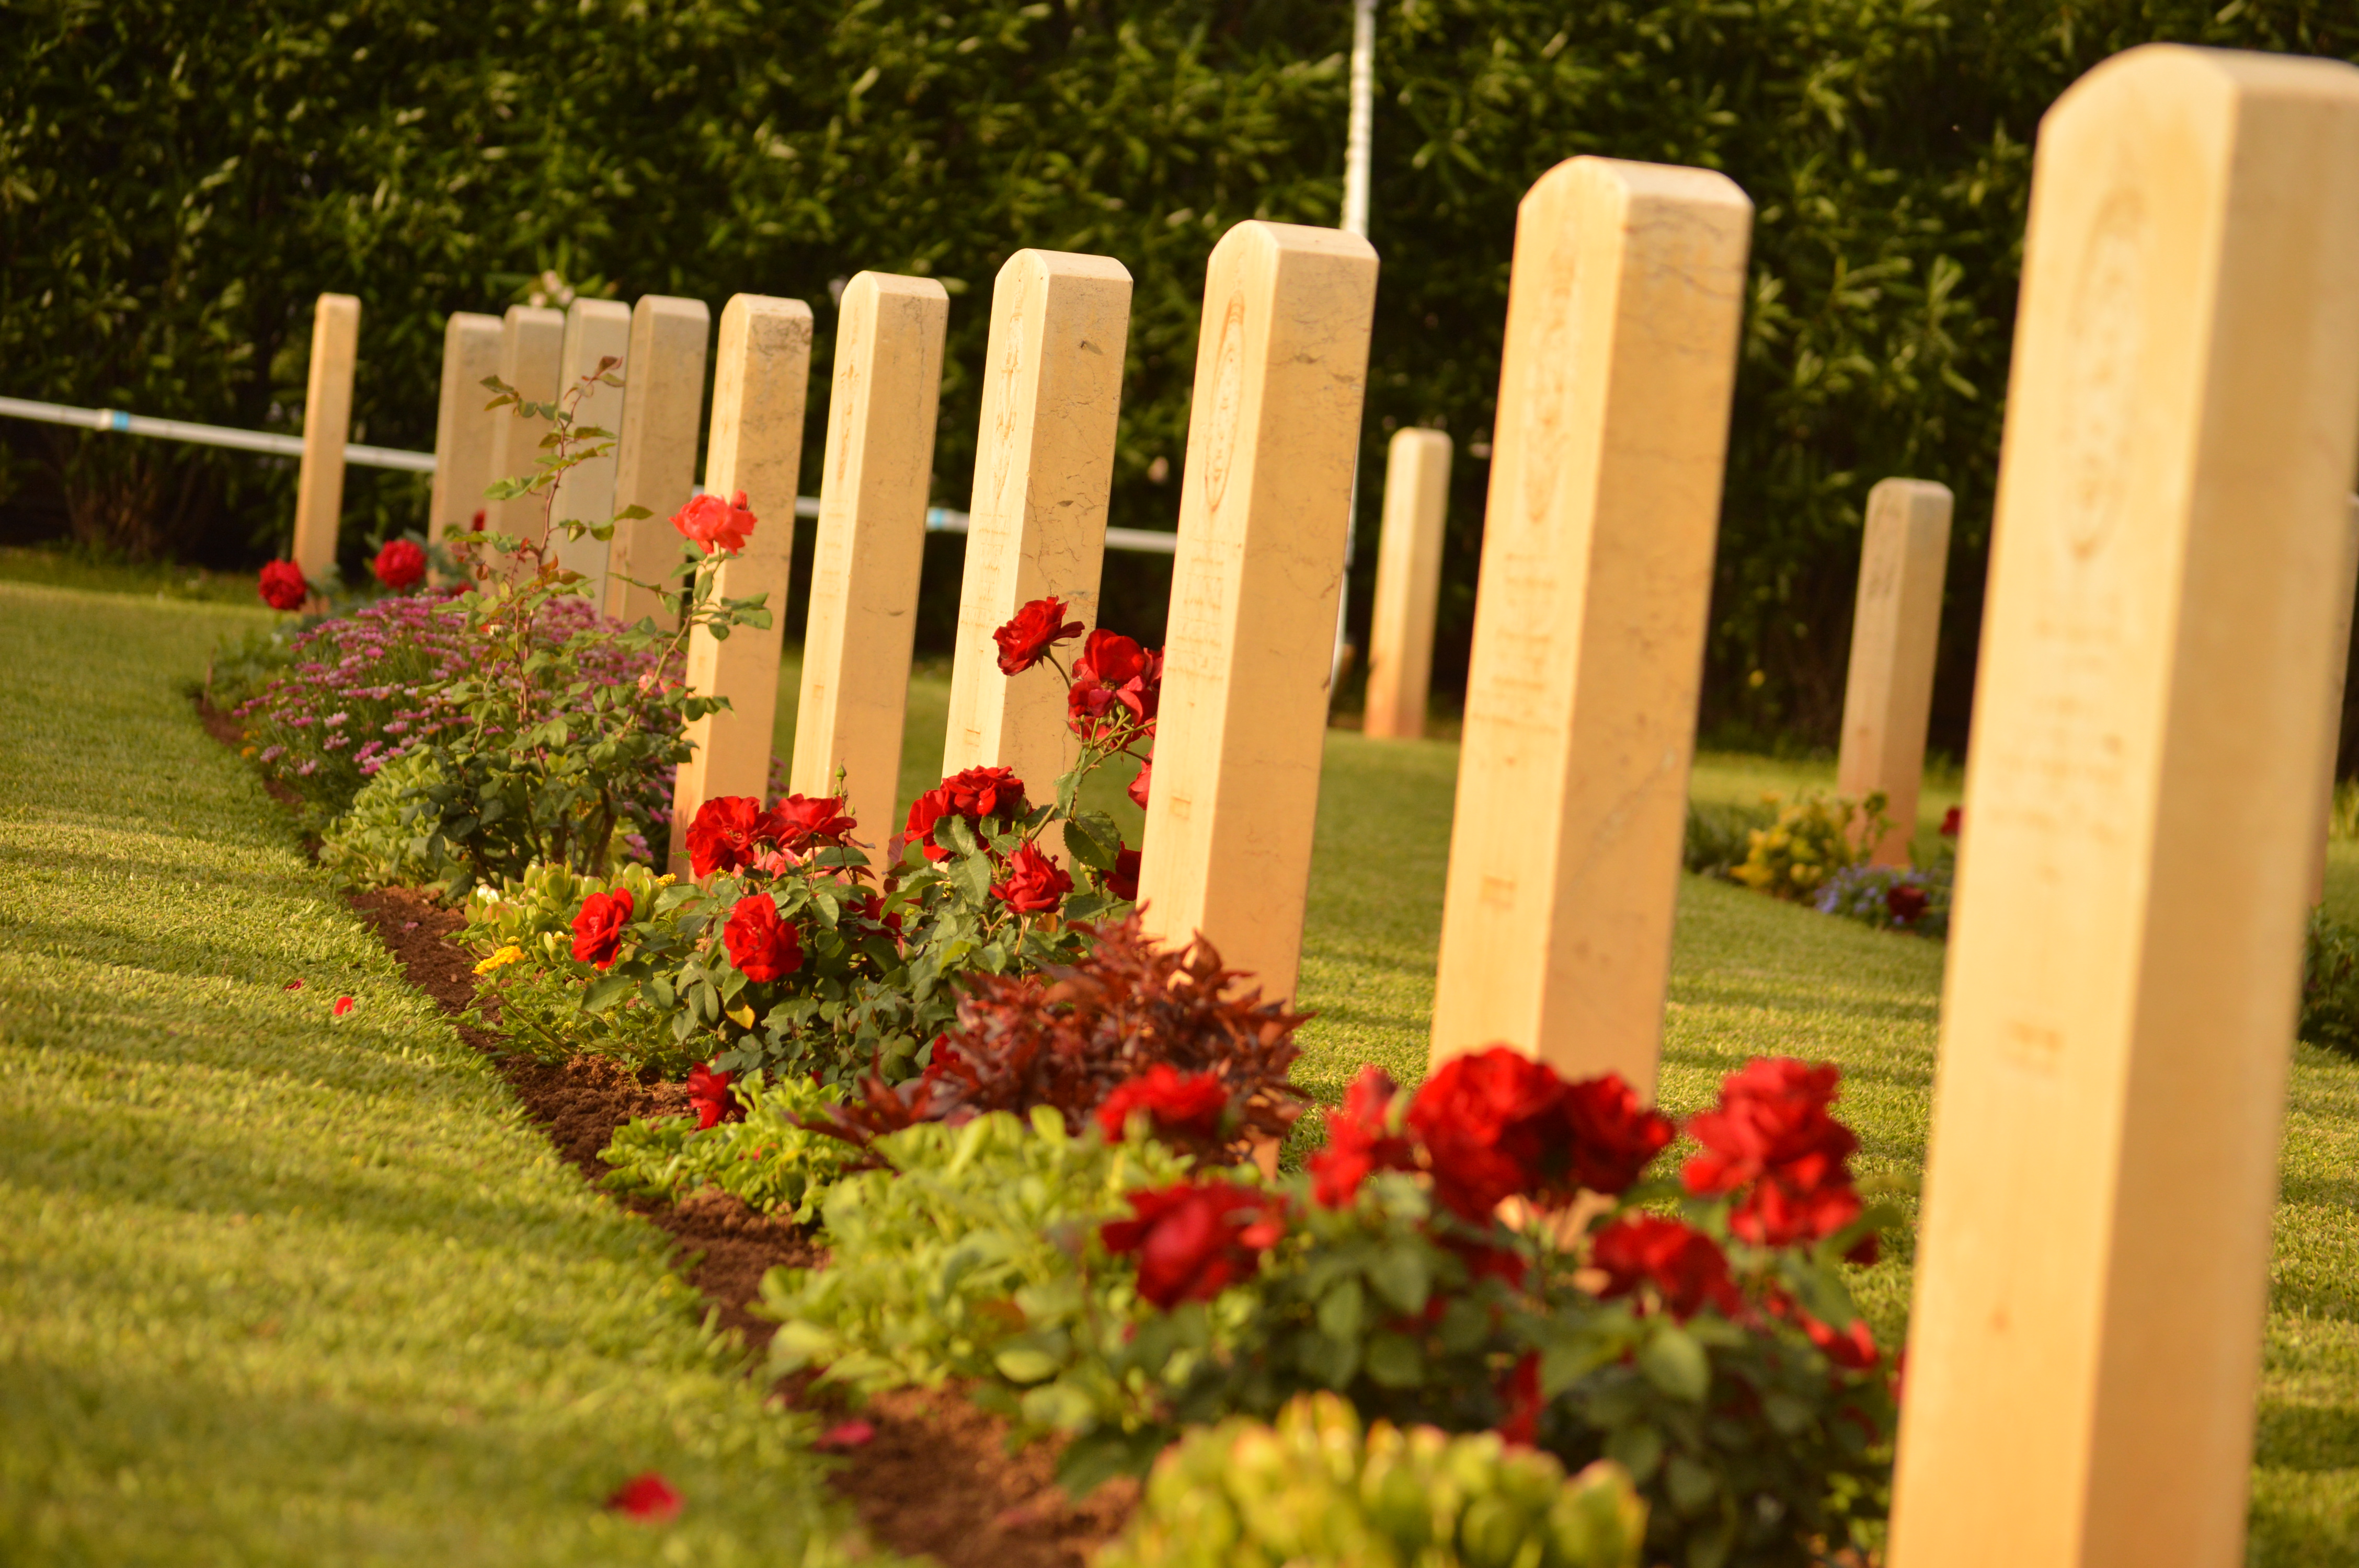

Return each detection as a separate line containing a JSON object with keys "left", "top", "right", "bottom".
{"left": 1098, "top": 1392, "right": 1647, "bottom": 1568}
{"left": 317, "top": 752, "right": 468, "bottom": 888}
{"left": 600, "top": 1073, "right": 856, "bottom": 1221}
{"left": 1683, "top": 800, "right": 1778, "bottom": 880}
{"left": 2301, "top": 909, "right": 2359, "bottom": 1059}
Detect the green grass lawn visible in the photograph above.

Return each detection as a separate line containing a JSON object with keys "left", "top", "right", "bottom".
{"left": 10, "top": 561, "right": 2359, "bottom": 1562}
{"left": 0, "top": 583, "right": 879, "bottom": 1566}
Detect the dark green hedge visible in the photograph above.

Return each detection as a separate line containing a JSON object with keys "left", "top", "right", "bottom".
{"left": 6, "top": 0, "right": 2355, "bottom": 743}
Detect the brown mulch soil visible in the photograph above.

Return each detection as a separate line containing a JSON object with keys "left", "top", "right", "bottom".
{"left": 214, "top": 704, "right": 1136, "bottom": 1567}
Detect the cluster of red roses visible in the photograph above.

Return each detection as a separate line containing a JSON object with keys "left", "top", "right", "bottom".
{"left": 897, "top": 764, "right": 1103, "bottom": 907}
{"left": 1095, "top": 1048, "right": 1883, "bottom": 1369}
{"left": 992, "top": 594, "right": 1161, "bottom": 812}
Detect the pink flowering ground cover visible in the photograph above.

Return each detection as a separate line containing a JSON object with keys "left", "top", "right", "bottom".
{"left": 235, "top": 591, "right": 681, "bottom": 841}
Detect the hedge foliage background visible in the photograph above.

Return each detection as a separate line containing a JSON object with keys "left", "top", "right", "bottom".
{"left": 6, "top": 0, "right": 2357, "bottom": 746}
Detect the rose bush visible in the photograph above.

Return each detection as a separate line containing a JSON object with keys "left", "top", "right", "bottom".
{"left": 761, "top": 1039, "right": 1899, "bottom": 1568}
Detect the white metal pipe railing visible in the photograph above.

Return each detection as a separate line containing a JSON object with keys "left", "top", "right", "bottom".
{"left": 0, "top": 394, "right": 1180, "bottom": 557}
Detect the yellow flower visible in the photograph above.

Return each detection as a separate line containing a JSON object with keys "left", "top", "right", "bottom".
{"left": 473, "top": 944, "right": 526, "bottom": 976}
{"left": 657, "top": 873, "right": 676, "bottom": 886}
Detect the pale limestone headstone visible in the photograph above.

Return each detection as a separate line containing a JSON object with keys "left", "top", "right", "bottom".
{"left": 426, "top": 312, "right": 503, "bottom": 583}
{"left": 1885, "top": 45, "right": 2359, "bottom": 1568}
{"left": 607, "top": 296, "right": 713, "bottom": 626}
{"left": 941, "top": 250, "right": 1133, "bottom": 795}
{"left": 488, "top": 305, "right": 566, "bottom": 555}
{"left": 547, "top": 299, "right": 632, "bottom": 592}
{"left": 670, "top": 297, "right": 815, "bottom": 868}
{"left": 1425, "top": 158, "right": 1753, "bottom": 1097}
{"left": 788, "top": 273, "right": 950, "bottom": 843}
{"left": 290, "top": 293, "right": 361, "bottom": 584}
{"left": 2309, "top": 494, "right": 2359, "bottom": 905}
{"left": 1361, "top": 427, "right": 1452, "bottom": 740}
{"left": 1133, "top": 223, "right": 1380, "bottom": 1002}
{"left": 1835, "top": 478, "right": 1954, "bottom": 864}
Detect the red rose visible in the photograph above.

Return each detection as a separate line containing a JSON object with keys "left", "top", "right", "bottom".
{"left": 1100, "top": 1180, "right": 1288, "bottom": 1310}
{"left": 686, "top": 795, "right": 787, "bottom": 878}
{"left": 1496, "top": 1353, "right": 1543, "bottom": 1447}
{"left": 903, "top": 766, "right": 1029, "bottom": 862}
{"left": 1767, "top": 1290, "right": 1881, "bottom": 1370}
{"left": 606, "top": 1472, "right": 682, "bottom": 1522}
{"left": 723, "top": 892, "right": 804, "bottom": 983}
{"left": 990, "top": 842, "right": 1073, "bottom": 914}
{"left": 1558, "top": 1073, "right": 1675, "bottom": 1196}
{"left": 993, "top": 595, "right": 1084, "bottom": 675}
{"left": 1683, "top": 1058, "right": 1870, "bottom": 1254}
{"left": 671, "top": 489, "right": 757, "bottom": 555}
{"left": 772, "top": 792, "right": 856, "bottom": 850}
{"left": 1096, "top": 1063, "right": 1230, "bottom": 1145}
{"left": 1939, "top": 805, "right": 1962, "bottom": 837}
{"left": 258, "top": 560, "right": 308, "bottom": 611}
{"left": 1308, "top": 1065, "right": 1418, "bottom": 1208}
{"left": 1068, "top": 630, "right": 1162, "bottom": 741}
{"left": 1107, "top": 846, "right": 1141, "bottom": 902}
{"left": 469, "top": 509, "right": 487, "bottom": 532}
{"left": 686, "top": 1062, "right": 742, "bottom": 1130}
{"left": 1885, "top": 882, "right": 1929, "bottom": 924}
{"left": 1591, "top": 1215, "right": 1743, "bottom": 1322}
{"left": 1127, "top": 757, "right": 1151, "bottom": 810}
{"left": 371, "top": 538, "right": 427, "bottom": 591}
{"left": 570, "top": 889, "right": 634, "bottom": 969}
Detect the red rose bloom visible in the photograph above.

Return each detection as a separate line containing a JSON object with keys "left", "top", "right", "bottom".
{"left": 606, "top": 1472, "right": 682, "bottom": 1522}
{"left": 903, "top": 766, "right": 1029, "bottom": 862}
{"left": 371, "top": 538, "right": 427, "bottom": 591}
{"left": 1558, "top": 1073, "right": 1676, "bottom": 1196}
{"left": 1068, "top": 630, "right": 1162, "bottom": 741}
{"left": 722, "top": 892, "right": 804, "bottom": 983}
{"left": 672, "top": 489, "right": 757, "bottom": 555}
{"left": 686, "top": 1062, "right": 742, "bottom": 1130}
{"left": 1107, "top": 846, "right": 1141, "bottom": 902}
{"left": 990, "top": 842, "right": 1073, "bottom": 913}
{"left": 1101, "top": 1181, "right": 1288, "bottom": 1310}
{"left": 1591, "top": 1215, "right": 1743, "bottom": 1322}
{"left": 1939, "top": 805, "right": 1962, "bottom": 837}
{"left": 1095, "top": 1063, "right": 1230, "bottom": 1145}
{"left": 258, "top": 560, "right": 308, "bottom": 611}
{"left": 570, "top": 889, "right": 634, "bottom": 969}
{"left": 1684, "top": 1058, "right": 1870, "bottom": 1255}
{"left": 1885, "top": 882, "right": 1929, "bottom": 924}
{"left": 1768, "top": 1289, "right": 1881, "bottom": 1370}
{"left": 1496, "top": 1353, "right": 1543, "bottom": 1447}
{"left": 687, "top": 795, "right": 787, "bottom": 878}
{"left": 1127, "top": 758, "right": 1152, "bottom": 810}
{"left": 1308, "top": 1065, "right": 1418, "bottom": 1208}
{"left": 993, "top": 595, "right": 1084, "bottom": 675}
{"left": 772, "top": 792, "right": 856, "bottom": 850}
{"left": 1407, "top": 1048, "right": 1661, "bottom": 1221}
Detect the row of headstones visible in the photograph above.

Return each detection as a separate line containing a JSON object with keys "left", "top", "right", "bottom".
{"left": 274, "top": 43, "right": 2356, "bottom": 1564}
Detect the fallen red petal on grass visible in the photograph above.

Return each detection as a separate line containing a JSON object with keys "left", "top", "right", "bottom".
{"left": 814, "top": 1420, "right": 876, "bottom": 1451}
{"left": 606, "top": 1471, "right": 682, "bottom": 1521}
{"left": 332, "top": 996, "right": 355, "bottom": 1017}
{"left": 283, "top": 978, "right": 304, "bottom": 991}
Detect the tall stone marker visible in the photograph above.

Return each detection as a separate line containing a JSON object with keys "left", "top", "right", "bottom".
{"left": 788, "top": 273, "right": 950, "bottom": 841}
{"left": 488, "top": 305, "right": 566, "bottom": 555}
{"left": 1134, "top": 222, "right": 1379, "bottom": 1004}
{"left": 941, "top": 249, "right": 1133, "bottom": 795}
{"left": 548, "top": 298, "right": 632, "bottom": 592}
{"left": 427, "top": 312, "right": 504, "bottom": 581}
{"left": 670, "top": 296, "right": 815, "bottom": 866}
{"left": 1425, "top": 158, "right": 1753, "bottom": 1096}
{"left": 1835, "top": 477, "right": 1954, "bottom": 864}
{"left": 1361, "top": 427, "right": 1453, "bottom": 740}
{"left": 1886, "top": 45, "right": 2359, "bottom": 1568}
{"left": 291, "top": 293, "right": 361, "bottom": 584}
{"left": 608, "top": 296, "right": 714, "bottom": 626}
{"left": 2309, "top": 494, "right": 2359, "bottom": 904}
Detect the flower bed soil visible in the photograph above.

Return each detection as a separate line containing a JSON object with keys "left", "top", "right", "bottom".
{"left": 200, "top": 702, "right": 1136, "bottom": 1567}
